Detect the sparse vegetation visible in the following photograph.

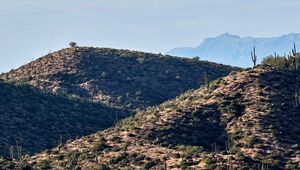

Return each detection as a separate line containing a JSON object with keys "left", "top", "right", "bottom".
{"left": 5, "top": 65, "right": 298, "bottom": 169}
{"left": 0, "top": 47, "right": 237, "bottom": 111}
{"left": 261, "top": 55, "right": 289, "bottom": 69}
{"left": 261, "top": 43, "right": 300, "bottom": 71}
{"left": 1, "top": 46, "right": 300, "bottom": 169}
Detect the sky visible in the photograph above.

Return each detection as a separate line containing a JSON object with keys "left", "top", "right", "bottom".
{"left": 0, "top": 0, "right": 300, "bottom": 73}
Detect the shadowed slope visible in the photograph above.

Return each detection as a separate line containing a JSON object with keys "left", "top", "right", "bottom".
{"left": 0, "top": 81, "right": 129, "bottom": 157}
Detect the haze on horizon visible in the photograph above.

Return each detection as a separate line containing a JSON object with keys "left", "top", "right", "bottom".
{"left": 0, "top": 0, "right": 300, "bottom": 73}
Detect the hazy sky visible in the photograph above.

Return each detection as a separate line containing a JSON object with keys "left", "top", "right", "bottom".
{"left": 0, "top": 0, "right": 300, "bottom": 73}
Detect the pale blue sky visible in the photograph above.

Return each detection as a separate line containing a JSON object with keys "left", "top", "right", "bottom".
{"left": 0, "top": 0, "right": 300, "bottom": 73}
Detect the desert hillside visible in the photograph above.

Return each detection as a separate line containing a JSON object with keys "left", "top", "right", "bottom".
{"left": 7, "top": 64, "right": 299, "bottom": 170}
{"left": 1, "top": 1, "right": 299, "bottom": 170}
{"left": 0, "top": 47, "right": 237, "bottom": 111}
{"left": 0, "top": 81, "right": 130, "bottom": 158}
{"left": 0, "top": 47, "right": 237, "bottom": 159}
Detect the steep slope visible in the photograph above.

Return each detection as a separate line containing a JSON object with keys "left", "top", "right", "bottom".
{"left": 167, "top": 33, "right": 300, "bottom": 67}
{"left": 0, "top": 47, "right": 237, "bottom": 111}
{"left": 0, "top": 81, "right": 130, "bottom": 157}
{"left": 13, "top": 66, "right": 299, "bottom": 169}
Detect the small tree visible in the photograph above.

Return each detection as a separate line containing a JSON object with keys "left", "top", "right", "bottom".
{"left": 69, "top": 42, "right": 77, "bottom": 48}
{"left": 193, "top": 56, "right": 200, "bottom": 61}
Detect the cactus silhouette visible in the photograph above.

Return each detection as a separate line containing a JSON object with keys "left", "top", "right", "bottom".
{"left": 251, "top": 47, "right": 257, "bottom": 67}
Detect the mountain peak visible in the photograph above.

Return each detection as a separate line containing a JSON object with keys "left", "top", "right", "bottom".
{"left": 217, "top": 33, "right": 240, "bottom": 39}
{"left": 167, "top": 33, "right": 300, "bottom": 67}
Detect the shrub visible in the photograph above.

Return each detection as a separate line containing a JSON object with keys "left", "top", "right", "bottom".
{"left": 93, "top": 138, "right": 108, "bottom": 152}
{"left": 261, "top": 56, "right": 289, "bottom": 69}
{"left": 0, "top": 157, "right": 15, "bottom": 169}
{"left": 171, "top": 152, "right": 180, "bottom": 158}
{"left": 143, "top": 161, "right": 157, "bottom": 169}
{"left": 192, "top": 56, "right": 200, "bottom": 61}
{"left": 17, "top": 160, "right": 32, "bottom": 170}
{"left": 136, "top": 58, "right": 145, "bottom": 64}
{"left": 34, "top": 160, "right": 52, "bottom": 169}
{"left": 69, "top": 42, "right": 77, "bottom": 47}
{"left": 95, "top": 164, "right": 111, "bottom": 170}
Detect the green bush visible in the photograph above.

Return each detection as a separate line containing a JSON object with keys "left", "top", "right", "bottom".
{"left": 261, "top": 56, "right": 289, "bottom": 69}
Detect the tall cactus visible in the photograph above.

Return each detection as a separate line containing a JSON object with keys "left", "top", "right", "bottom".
{"left": 292, "top": 43, "right": 297, "bottom": 56}
{"left": 9, "top": 146, "right": 14, "bottom": 160}
{"left": 251, "top": 47, "right": 257, "bottom": 67}
{"left": 115, "top": 112, "right": 118, "bottom": 125}
{"left": 295, "top": 89, "right": 300, "bottom": 107}
{"left": 292, "top": 43, "right": 300, "bottom": 71}
{"left": 292, "top": 43, "right": 299, "bottom": 70}
{"left": 16, "top": 140, "right": 22, "bottom": 160}
{"left": 295, "top": 57, "right": 300, "bottom": 71}
{"left": 203, "top": 72, "right": 210, "bottom": 90}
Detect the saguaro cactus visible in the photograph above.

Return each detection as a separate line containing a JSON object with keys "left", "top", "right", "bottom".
{"left": 295, "top": 57, "right": 300, "bottom": 71}
{"left": 251, "top": 47, "right": 257, "bottom": 67}
{"left": 9, "top": 146, "right": 14, "bottom": 160}
{"left": 95, "top": 150, "right": 99, "bottom": 165}
{"left": 203, "top": 72, "right": 210, "bottom": 90}
{"left": 295, "top": 89, "right": 300, "bottom": 107}
{"left": 292, "top": 43, "right": 297, "bottom": 56}
{"left": 115, "top": 112, "right": 119, "bottom": 125}
{"left": 225, "top": 139, "right": 232, "bottom": 154}
{"left": 16, "top": 140, "right": 22, "bottom": 160}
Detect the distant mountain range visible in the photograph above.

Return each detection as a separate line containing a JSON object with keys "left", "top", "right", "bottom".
{"left": 167, "top": 33, "right": 300, "bottom": 67}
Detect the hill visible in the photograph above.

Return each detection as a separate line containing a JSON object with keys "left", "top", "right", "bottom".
{"left": 0, "top": 81, "right": 130, "bottom": 158}
{"left": 0, "top": 47, "right": 237, "bottom": 158}
{"left": 167, "top": 33, "right": 300, "bottom": 67}
{"left": 9, "top": 65, "right": 299, "bottom": 169}
{"left": 0, "top": 47, "right": 237, "bottom": 111}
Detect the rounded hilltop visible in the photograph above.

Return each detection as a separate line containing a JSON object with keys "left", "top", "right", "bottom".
{"left": 0, "top": 47, "right": 237, "bottom": 111}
